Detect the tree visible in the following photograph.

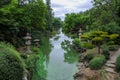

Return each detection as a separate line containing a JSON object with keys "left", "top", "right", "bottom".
{"left": 0, "top": 0, "right": 11, "bottom": 7}
{"left": 63, "top": 13, "right": 90, "bottom": 34}
{"left": 81, "top": 31, "right": 119, "bottom": 54}
{"left": 0, "top": 0, "right": 48, "bottom": 46}
{"left": 52, "top": 17, "right": 63, "bottom": 30}
{"left": 46, "top": 0, "right": 53, "bottom": 31}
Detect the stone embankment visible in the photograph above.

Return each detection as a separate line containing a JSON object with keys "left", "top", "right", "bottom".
{"left": 74, "top": 48, "right": 120, "bottom": 80}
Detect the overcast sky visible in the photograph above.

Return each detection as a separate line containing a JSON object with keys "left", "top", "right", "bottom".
{"left": 51, "top": 0, "right": 93, "bottom": 20}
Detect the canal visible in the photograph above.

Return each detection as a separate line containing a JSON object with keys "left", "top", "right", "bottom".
{"left": 37, "top": 29, "right": 79, "bottom": 80}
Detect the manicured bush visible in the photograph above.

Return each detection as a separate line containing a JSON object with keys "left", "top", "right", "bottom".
{"left": 84, "top": 53, "right": 94, "bottom": 61}
{"left": 0, "top": 42, "right": 25, "bottom": 80}
{"left": 88, "top": 55, "right": 106, "bottom": 70}
{"left": 83, "top": 42, "right": 94, "bottom": 49}
{"left": 109, "top": 45, "right": 119, "bottom": 51}
{"left": 81, "top": 34, "right": 89, "bottom": 41}
{"left": 102, "top": 49, "right": 110, "bottom": 59}
{"left": 109, "top": 34, "right": 119, "bottom": 40}
{"left": 115, "top": 55, "right": 120, "bottom": 72}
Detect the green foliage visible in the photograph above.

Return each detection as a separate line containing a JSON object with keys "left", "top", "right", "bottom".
{"left": 109, "top": 34, "right": 119, "bottom": 40}
{"left": 0, "top": 0, "right": 49, "bottom": 46}
{"left": 81, "top": 34, "right": 89, "bottom": 41}
{"left": 102, "top": 49, "right": 110, "bottom": 59}
{"left": 84, "top": 53, "right": 94, "bottom": 61}
{"left": 92, "top": 37, "right": 103, "bottom": 41}
{"left": 81, "top": 31, "right": 118, "bottom": 54}
{"left": 108, "top": 45, "right": 119, "bottom": 51}
{"left": 24, "top": 47, "right": 46, "bottom": 80}
{"left": 115, "top": 55, "right": 120, "bottom": 72}
{"left": 92, "top": 37, "right": 103, "bottom": 46}
{"left": 107, "top": 41, "right": 115, "bottom": 45}
{"left": 83, "top": 42, "right": 94, "bottom": 49}
{"left": 72, "top": 38, "right": 80, "bottom": 46}
{"left": 0, "top": 0, "right": 11, "bottom": 7}
{"left": 52, "top": 17, "right": 63, "bottom": 30}
{"left": 63, "top": 13, "right": 90, "bottom": 34}
{"left": 0, "top": 42, "right": 25, "bottom": 80}
{"left": 102, "top": 22, "right": 120, "bottom": 34}
{"left": 46, "top": 0, "right": 53, "bottom": 31}
{"left": 89, "top": 0, "right": 119, "bottom": 30}
{"left": 88, "top": 55, "right": 106, "bottom": 70}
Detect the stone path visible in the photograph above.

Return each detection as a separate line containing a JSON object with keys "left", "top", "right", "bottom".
{"left": 103, "top": 48, "right": 120, "bottom": 80}
{"left": 110, "top": 48, "right": 120, "bottom": 62}
{"left": 104, "top": 48, "right": 120, "bottom": 73}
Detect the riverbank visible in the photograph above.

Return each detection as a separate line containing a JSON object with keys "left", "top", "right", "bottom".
{"left": 74, "top": 48, "right": 120, "bottom": 80}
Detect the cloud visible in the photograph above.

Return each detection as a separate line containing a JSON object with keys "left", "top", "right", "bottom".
{"left": 51, "top": 3, "right": 63, "bottom": 8}
{"left": 51, "top": 0, "right": 93, "bottom": 20}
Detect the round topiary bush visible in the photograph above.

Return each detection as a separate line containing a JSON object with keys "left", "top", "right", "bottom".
{"left": 115, "top": 55, "right": 120, "bottom": 72}
{"left": 0, "top": 42, "right": 25, "bottom": 80}
{"left": 84, "top": 53, "right": 94, "bottom": 61}
{"left": 88, "top": 55, "right": 106, "bottom": 70}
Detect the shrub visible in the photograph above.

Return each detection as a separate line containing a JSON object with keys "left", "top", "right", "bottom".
{"left": 83, "top": 42, "right": 94, "bottom": 49}
{"left": 81, "top": 34, "right": 89, "bottom": 41}
{"left": 84, "top": 53, "right": 94, "bottom": 61}
{"left": 0, "top": 42, "right": 25, "bottom": 80}
{"left": 102, "top": 49, "right": 110, "bottom": 60}
{"left": 109, "top": 34, "right": 119, "bottom": 40}
{"left": 115, "top": 55, "right": 120, "bottom": 72}
{"left": 92, "top": 37, "right": 103, "bottom": 43}
{"left": 32, "top": 47, "right": 40, "bottom": 54}
{"left": 109, "top": 45, "right": 119, "bottom": 51}
{"left": 72, "top": 38, "right": 80, "bottom": 46}
{"left": 88, "top": 55, "right": 106, "bottom": 70}
{"left": 107, "top": 41, "right": 115, "bottom": 45}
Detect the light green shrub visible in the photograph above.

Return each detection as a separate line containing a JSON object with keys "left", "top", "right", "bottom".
{"left": 83, "top": 42, "right": 94, "bottom": 49}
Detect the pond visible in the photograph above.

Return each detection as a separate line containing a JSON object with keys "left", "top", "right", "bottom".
{"left": 37, "top": 29, "right": 79, "bottom": 80}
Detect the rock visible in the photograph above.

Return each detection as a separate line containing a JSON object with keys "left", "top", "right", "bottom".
{"left": 105, "top": 63, "right": 115, "bottom": 68}
{"left": 83, "top": 68, "right": 99, "bottom": 78}
{"left": 73, "top": 71, "right": 83, "bottom": 79}
{"left": 76, "top": 63, "right": 85, "bottom": 70}
{"left": 76, "top": 63, "right": 84, "bottom": 67}
{"left": 105, "top": 68, "right": 116, "bottom": 74}
{"left": 107, "top": 61, "right": 115, "bottom": 64}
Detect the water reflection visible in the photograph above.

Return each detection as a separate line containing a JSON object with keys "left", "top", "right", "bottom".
{"left": 45, "top": 29, "right": 78, "bottom": 80}
{"left": 36, "top": 29, "right": 79, "bottom": 80}
{"left": 61, "top": 40, "right": 79, "bottom": 64}
{"left": 37, "top": 52, "right": 47, "bottom": 80}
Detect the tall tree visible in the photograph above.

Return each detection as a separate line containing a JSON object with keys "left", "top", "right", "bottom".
{"left": 0, "top": 0, "right": 47, "bottom": 46}
{"left": 46, "top": 0, "right": 53, "bottom": 31}
{"left": 0, "top": 0, "right": 11, "bottom": 7}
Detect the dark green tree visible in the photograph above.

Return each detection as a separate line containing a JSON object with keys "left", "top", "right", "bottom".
{"left": 46, "top": 0, "right": 53, "bottom": 31}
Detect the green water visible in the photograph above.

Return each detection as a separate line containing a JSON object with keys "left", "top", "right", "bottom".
{"left": 38, "top": 29, "right": 79, "bottom": 80}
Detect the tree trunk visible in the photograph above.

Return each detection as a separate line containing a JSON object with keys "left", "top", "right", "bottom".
{"left": 98, "top": 46, "right": 101, "bottom": 54}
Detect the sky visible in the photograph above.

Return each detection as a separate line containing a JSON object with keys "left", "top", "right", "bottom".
{"left": 51, "top": 0, "right": 93, "bottom": 20}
